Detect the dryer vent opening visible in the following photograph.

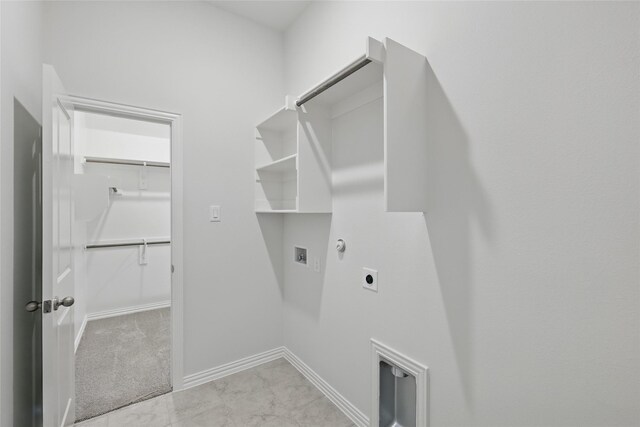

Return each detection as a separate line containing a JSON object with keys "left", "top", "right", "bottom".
{"left": 379, "top": 360, "right": 417, "bottom": 427}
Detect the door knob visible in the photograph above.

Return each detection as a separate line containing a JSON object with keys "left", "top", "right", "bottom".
{"left": 26, "top": 296, "right": 74, "bottom": 313}
{"left": 54, "top": 296, "right": 75, "bottom": 310}
{"left": 25, "top": 301, "right": 42, "bottom": 312}
{"left": 25, "top": 299, "right": 54, "bottom": 313}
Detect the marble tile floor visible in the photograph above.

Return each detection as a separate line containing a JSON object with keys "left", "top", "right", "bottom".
{"left": 75, "top": 358, "right": 356, "bottom": 427}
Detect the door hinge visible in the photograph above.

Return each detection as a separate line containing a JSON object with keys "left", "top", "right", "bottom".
{"left": 171, "top": 265, "right": 175, "bottom": 273}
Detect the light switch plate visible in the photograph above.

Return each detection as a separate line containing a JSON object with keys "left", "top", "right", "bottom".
{"left": 139, "top": 169, "right": 148, "bottom": 190}
{"left": 363, "top": 268, "right": 378, "bottom": 292}
{"left": 138, "top": 245, "right": 148, "bottom": 265}
{"left": 209, "top": 205, "right": 221, "bottom": 222}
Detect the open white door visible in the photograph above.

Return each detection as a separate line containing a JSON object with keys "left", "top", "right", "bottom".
{"left": 42, "top": 64, "right": 76, "bottom": 427}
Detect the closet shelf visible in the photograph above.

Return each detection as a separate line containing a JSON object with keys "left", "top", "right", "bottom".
{"left": 84, "top": 156, "right": 170, "bottom": 168}
{"left": 256, "top": 100, "right": 297, "bottom": 133}
{"left": 255, "top": 209, "right": 298, "bottom": 214}
{"left": 256, "top": 154, "right": 297, "bottom": 174}
{"left": 253, "top": 36, "right": 428, "bottom": 214}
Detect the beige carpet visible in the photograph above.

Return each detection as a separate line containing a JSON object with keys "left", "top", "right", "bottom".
{"left": 75, "top": 307, "right": 171, "bottom": 422}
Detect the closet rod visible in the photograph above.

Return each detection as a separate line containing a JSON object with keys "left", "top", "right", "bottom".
{"left": 296, "top": 55, "right": 372, "bottom": 107}
{"left": 85, "top": 239, "right": 171, "bottom": 250}
{"left": 85, "top": 156, "right": 170, "bottom": 168}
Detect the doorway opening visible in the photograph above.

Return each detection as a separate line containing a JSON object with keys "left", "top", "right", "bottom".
{"left": 72, "top": 110, "right": 173, "bottom": 421}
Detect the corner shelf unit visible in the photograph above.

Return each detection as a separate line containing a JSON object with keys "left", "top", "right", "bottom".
{"left": 254, "top": 36, "right": 428, "bottom": 213}
{"left": 254, "top": 100, "right": 304, "bottom": 212}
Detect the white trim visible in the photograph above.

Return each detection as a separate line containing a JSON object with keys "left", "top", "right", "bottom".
{"left": 182, "top": 347, "right": 285, "bottom": 390}
{"left": 371, "top": 339, "right": 429, "bottom": 427}
{"left": 169, "top": 115, "right": 184, "bottom": 391}
{"left": 63, "top": 94, "right": 184, "bottom": 392}
{"left": 85, "top": 301, "right": 171, "bottom": 321}
{"left": 283, "top": 348, "right": 369, "bottom": 427}
{"left": 63, "top": 95, "right": 180, "bottom": 123}
{"left": 74, "top": 315, "right": 87, "bottom": 354}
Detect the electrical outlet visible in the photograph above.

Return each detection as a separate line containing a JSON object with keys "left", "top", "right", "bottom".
{"left": 363, "top": 268, "right": 378, "bottom": 292}
{"left": 314, "top": 257, "right": 321, "bottom": 272}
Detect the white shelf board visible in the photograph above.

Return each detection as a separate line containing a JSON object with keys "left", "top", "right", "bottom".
{"left": 255, "top": 196, "right": 297, "bottom": 212}
{"left": 255, "top": 209, "right": 298, "bottom": 213}
{"left": 255, "top": 209, "right": 334, "bottom": 214}
{"left": 301, "top": 60, "right": 383, "bottom": 108}
{"left": 256, "top": 154, "right": 297, "bottom": 173}
{"left": 256, "top": 107, "right": 297, "bottom": 133}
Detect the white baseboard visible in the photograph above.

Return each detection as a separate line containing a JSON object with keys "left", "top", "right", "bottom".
{"left": 182, "top": 347, "right": 285, "bottom": 390}
{"left": 86, "top": 300, "right": 171, "bottom": 321}
{"left": 74, "top": 314, "right": 88, "bottom": 354}
{"left": 283, "top": 347, "right": 369, "bottom": 427}
{"left": 180, "top": 346, "right": 368, "bottom": 427}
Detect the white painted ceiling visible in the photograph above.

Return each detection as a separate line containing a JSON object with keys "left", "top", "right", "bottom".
{"left": 210, "top": 1, "right": 311, "bottom": 31}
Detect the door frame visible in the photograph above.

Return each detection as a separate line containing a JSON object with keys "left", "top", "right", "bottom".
{"left": 63, "top": 94, "right": 185, "bottom": 390}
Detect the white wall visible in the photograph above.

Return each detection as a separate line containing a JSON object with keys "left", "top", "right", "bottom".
{"left": 74, "top": 111, "right": 171, "bottom": 340}
{"left": 44, "top": 1, "right": 285, "bottom": 378}
{"left": 0, "top": 2, "right": 44, "bottom": 425}
{"left": 283, "top": 2, "right": 640, "bottom": 426}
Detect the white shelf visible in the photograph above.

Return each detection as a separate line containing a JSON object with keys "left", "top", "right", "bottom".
{"left": 255, "top": 209, "right": 298, "bottom": 214}
{"left": 254, "top": 96, "right": 306, "bottom": 214}
{"left": 255, "top": 197, "right": 297, "bottom": 213}
{"left": 256, "top": 154, "right": 297, "bottom": 174}
{"left": 257, "top": 103, "right": 297, "bottom": 134}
